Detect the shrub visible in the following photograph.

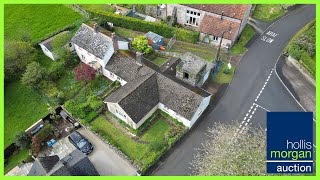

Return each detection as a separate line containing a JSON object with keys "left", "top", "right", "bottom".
{"left": 21, "top": 62, "right": 45, "bottom": 88}
{"left": 14, "top": 132, "right": 31, "bottom": 150}
{"left": 46, "top": 61, "right": 65, "bottom": 81}
{"left": 73, "top": 63, "right": 96, "bottom": 83}
{"left": 63, "top": 51, "right": 79, "bottom": 69}
{"left": 132, "top": 36, "right": 153, "bottom": 54}
{"left": 33, "top": 124, "right": 55, "bottom": 143}
{"left": 83, "top": 111, "right": 99, "bottom": 123}
{"left": 86, "top": 9, "right": 199, "bottom": 43}
{"left": 64, "top": 99, "right": 86, "bottom": 118}
{"left": 4, "top": 41, "right": 37, "bottom": 83}
{"left": 86, "top": 95, "right": 103, "bottom": 110}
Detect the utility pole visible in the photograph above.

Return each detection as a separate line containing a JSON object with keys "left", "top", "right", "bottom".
{"left": 215, "top": 30, "right": 225, "bottom": 62}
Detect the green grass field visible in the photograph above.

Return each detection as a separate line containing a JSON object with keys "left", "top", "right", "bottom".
{"left": 4, "top": 4, "right": 83, "bottom": 43}
{"left": 4, "top": 82, "right": 48, "bottom": 148}
{"left": 79, "top": 4, "right": 116, "bottom": 13}
{"left": 230, "top": 25, "right": 256, "bottom": 55}
{"left": 253, "top": 4, "right": 287, "bottom": 22}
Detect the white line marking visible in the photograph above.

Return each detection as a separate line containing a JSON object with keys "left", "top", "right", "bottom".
{"left": 255, "top": 103, "right": 271, "bottom": 112}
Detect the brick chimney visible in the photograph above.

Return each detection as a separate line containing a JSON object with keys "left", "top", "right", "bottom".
{"left": 111, "top": 32, "right": 119, "bottom": 52}
{"left": 136, "top": 51, "right": 143, "bottom": 66}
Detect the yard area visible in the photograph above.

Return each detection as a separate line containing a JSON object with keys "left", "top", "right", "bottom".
{"left": 230, "top": 25, "right": 256, "bottom": 55}
{"left": 4, "top": 149, "right": 31, "bottom": 174}
{"left": 90, "top": 111, "right": 185, "bottom": 172}
{"left": 4, "top": 81, "right": 49, "bottom": 148}
{"left": 4, "top": 4, "right": 83, "bottom": 43}
{"left": 214, "top": 61, "right": 235, "bottom": 84}
{"left": 253, "top": 4, "right": 287, "bottom": 22}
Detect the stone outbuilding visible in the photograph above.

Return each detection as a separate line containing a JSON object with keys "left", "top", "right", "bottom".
{"left": 176, "top": 52, "right": 211, "bottom": 87}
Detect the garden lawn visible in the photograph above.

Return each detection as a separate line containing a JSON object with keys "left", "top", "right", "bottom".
{"left": 253, "top": 4, "right": 287, "bottom": 22}
{"left": 114, "top": 27, "right": 143, "bottom": 39}
{"left": 4, "top": 81, "right": 48, "bottom": 148}
{"left": 4, "top": 4, "right": 83, "bottom": 43}
{"left": 79, "top": 4, "right": 116, "bottom": 12}
{"left": 215, "top": 61, "right": 235, "bottom": 84}
{"left": 4, "top": 149, "right": 31, "bottom": 174}
{"left": 230, "top": 25, "right": 256, "bottom": 55}
{"left": 152, "top": 57, "right": 168, "bottom": 66}
{"left": 170, "top": 41, "right": 216, "bottom": 62}
{"left": 90, "top": 115, "right": 174, "bottom": 172}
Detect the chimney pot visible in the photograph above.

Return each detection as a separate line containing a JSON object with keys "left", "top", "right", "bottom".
{"left": 93, "top": 23, "right": 99, "bottom": 33}
{"left": 111, "top": 32, "right": 119, "bottom": 51}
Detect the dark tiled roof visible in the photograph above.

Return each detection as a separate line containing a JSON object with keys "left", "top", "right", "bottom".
{"left": 200, "top": 14, "right": 240, "bottom": 40}
{"left": 38, "top": 155, "right": 60, "bottom": 173}
{"left": 182, "top": 4, "right": 249, "bottom": 20}
{"left": 28, "top": 149, "right": 99, "bottom": 176}
{"left": 104, "top": 54, "right": 212, "bottom": 121}
{"left": 52, "top": 150, "right": 99, "bottom": 176}
{"left": 157, "top": 73, "right": 205, "bottom": 119}
{"left": 105, "top": 53, "right": 154, "bottom": 82}
{"left": 105, "top": 73, "right": 159, "bottom": 123}
{"left": 71, "top": 24, "right": 112, "bottom": 59}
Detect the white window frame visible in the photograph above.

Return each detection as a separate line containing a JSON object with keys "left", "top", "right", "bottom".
{"left": 186, "top": 9, "right": 200, "bottom": 26}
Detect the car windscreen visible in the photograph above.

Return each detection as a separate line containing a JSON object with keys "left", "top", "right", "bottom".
{"left": 77, "top": 139, "right": 87, "bottom": 149}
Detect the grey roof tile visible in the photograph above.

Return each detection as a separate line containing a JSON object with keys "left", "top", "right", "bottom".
{"left": 71, "top": 24, "right": 112, "bottom": 59}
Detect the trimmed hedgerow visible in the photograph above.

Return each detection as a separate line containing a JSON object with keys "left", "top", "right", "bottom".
{"left": 86, "top": 9, "right": 199, "bottom": 43}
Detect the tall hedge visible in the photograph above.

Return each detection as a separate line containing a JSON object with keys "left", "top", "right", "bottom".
{"left": 86, "top": 9, "right": 199, "bottom": 43}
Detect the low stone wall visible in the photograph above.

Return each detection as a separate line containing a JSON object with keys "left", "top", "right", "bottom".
{"left": 155, "top": 50, "right": 181, "bottom": 58}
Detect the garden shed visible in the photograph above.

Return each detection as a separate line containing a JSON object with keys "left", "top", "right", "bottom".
{"left": 145, "top": 31, "right": 164, "bottom": 50}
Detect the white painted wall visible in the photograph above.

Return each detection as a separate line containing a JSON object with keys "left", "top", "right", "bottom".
{"left": 102, "top": 44, "right": 115, "bottom": 67}
{"left": 106, "top": 102, "right": 158, "bottom": 129}
{"left": 39, "top": 44, "right": 57, "bottom": 60}
{"left": 199, "top": 33, "right": 233, "bottom": 48}
{"left": 106, "top": 102, "right": 134, "bottom": 127}
{"left": 189, "top": 95, "right": 211, "bottom": 127}
{"left": 102, "top": 69, "right": 127, "bottom": 86}
{"left": 158, "top": 103, "right": 191, "bottom": 128}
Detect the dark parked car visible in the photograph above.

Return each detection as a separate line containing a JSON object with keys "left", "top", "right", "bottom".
{"left": 68, "top": 131, "right": 93, "bottom": 155}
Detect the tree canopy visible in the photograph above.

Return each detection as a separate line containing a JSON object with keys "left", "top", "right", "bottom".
{"left": 132, "top": 35, "right": 152, "bottom": 54}
{"left": 191, "top": 123, "right": 266, "bottom": 175}
{"left": 73, "top": 63, "right": 96, "bottom": 83}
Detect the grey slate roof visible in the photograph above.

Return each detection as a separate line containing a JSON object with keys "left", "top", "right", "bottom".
{"left": 104, "top": 54, "right": 212, "bottom": 122}
{"left": 177, "top": 52, "right": 207, "bottom": 74}
{"left": 156, "top": 73, "right": 205, "bottom": 119}
{"left": 51, "top": 149, "right": 99, "bottom": 176}
{"left": 105, "top": 53, "right": 154, "bottom": 82}
{"left": 71, "top": 24, "right": 112, "bottom": 59}
{"left": 28, "top": 149, "right": 99, "bottom": 176}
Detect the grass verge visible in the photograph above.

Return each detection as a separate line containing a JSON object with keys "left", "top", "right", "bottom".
{"left": 230, "top": 25, "right": 256, "bottom": 55}
{"left": 253, "top": 4, "right": 287, "bottom": 22}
